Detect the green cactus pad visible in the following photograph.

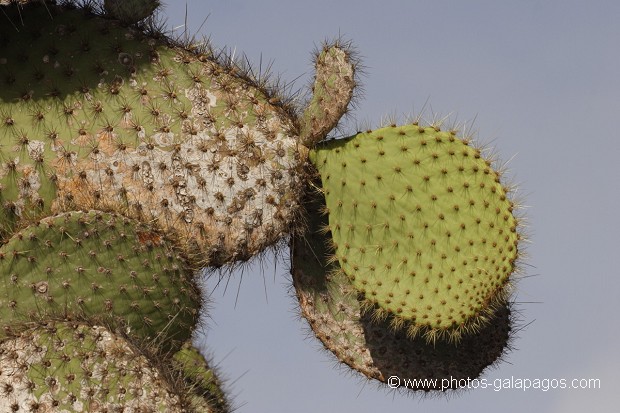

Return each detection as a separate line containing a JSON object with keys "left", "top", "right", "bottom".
{"left": 173, "top": 342, "right": 230, "bottom": 413}
{"left": 0, "top": 3, "right": 306, "bottom": 265}
{"left": 292, "top": 189, "right": 514, "bottom": 390}
{"left": 0, "top": 210, "right": 200, "bottom": 351}
{"left": 309, "top": 124, "right": 520, "bottom": 338}
{"left": 0, "top": 321, "right": 190, "bottom": 412}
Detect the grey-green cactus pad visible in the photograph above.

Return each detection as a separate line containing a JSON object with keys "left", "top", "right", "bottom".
{"left": 0, "top": 210, "right": 200, "bottom": 351}
{"left": 292, "top": 189, "right": 513, "bottom": 390}
{"left": 0, "top": 3, "right": 305, "bottom": 265}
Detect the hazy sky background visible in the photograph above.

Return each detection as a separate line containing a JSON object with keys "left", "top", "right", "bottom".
{"left": 156, "top": 1, "right": 619, "bottom": 412}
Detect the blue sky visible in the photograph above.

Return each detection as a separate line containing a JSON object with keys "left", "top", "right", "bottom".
{"left": 158, "top": 1, "right": 620, "bottom": 412}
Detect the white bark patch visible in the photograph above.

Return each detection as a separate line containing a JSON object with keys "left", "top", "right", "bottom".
{"left": 55, "top": 80, "right": 306, "bottom": 265}
{"left": 27, "top": 140, "right": 45, "bottom": 161}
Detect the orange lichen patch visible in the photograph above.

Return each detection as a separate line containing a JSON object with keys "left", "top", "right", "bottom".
{"left": 54, "top": 176, "right": 97, "bottom": 210}
{"left": 137, "top": 230, "right": 163, "bottom": 246}
{"left": 72, "top": 132, "right": 94, "bottom": 148}
{"left": 97, "top": 130, "right": 121, "bottom": 156}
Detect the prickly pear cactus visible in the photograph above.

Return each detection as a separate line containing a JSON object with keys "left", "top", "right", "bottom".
{"left": 0, "top": 0, "right": 525, "bottom": 408}
{"left": 172, "top": 342, "right": 230, "bottom": 413}
{"left": 291, "top": 118, "right": 524, "bottom": 390}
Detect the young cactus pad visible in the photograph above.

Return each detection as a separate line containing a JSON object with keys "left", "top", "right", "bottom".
{"left": 172, "top": 341, "right": 231, "bottom": 413}
{"left": 0, "top": 321, "right": 191, "bottom": 412}
{"left": 300, "top": 42, "right": 357, "bottom": 147}
{"left": 0, "top": 210, "right": 200, "bottom": 351}
{"left": 0, "top": 3, "right": 305, "bottom": 265}
{"left": 308, "top": 124, "right": 520, "bottom": 340}
{"left": 292, "top": 188, "right": 514, "bottom": 390}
